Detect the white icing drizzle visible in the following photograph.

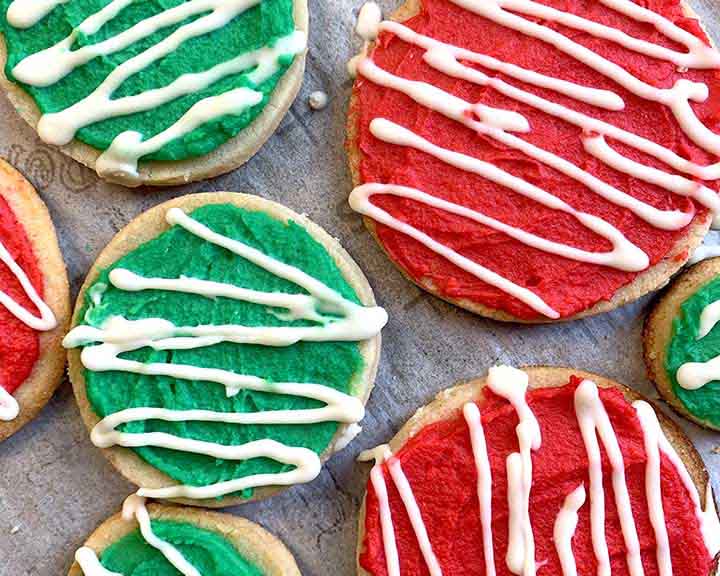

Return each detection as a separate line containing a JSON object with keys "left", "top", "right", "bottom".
{"left": 594, "top": 0, "right": 720, "bottom": 68}
{"left": 14, "top": 0, "right": 255, "bottom": 87}
{"left": 364, "top": 367, "right": 720, "bottom": 574}
{"left": 677, "top": 358, "right": 720, "bottom": 390}
{"left": 64, "top": 207, "right": 387, "bottom": 500}
{"left": 76, "top": 495, "right": 202, "bottom": 576}
{"left": 357, "top": 444, "right": 443, "bottom": 576}
{"left": 500, "top": 0, "right": 719, "bottom": 68}
{"left": 356, "top": 2, "right": 382, "bottom": 42}
{"left": 553, "top": 484, "right": 586, "bottom": 576}
{"left": 358, "top": 445, "right": 401, "bottom": 576}
{"left": 463, "top": 402, "right": 496, "bottom": 576}
{"left": 75, "top": 547, "right": 123, "bottom": 576}
{"left": 574, "top": 379, "right": 643, "bottom": 576}
{"left": 351, "top": 0, "right": 720, "bottom": 316}
{"left": 358, "top": 56, "right": 708, "bottom": 230}
{"left": 367, "top": 19, "right": 720, "bottom": 187}
{"left": 0, "top": 239, "right": 56, "bottom": 331}
{"left": 123, "top": 495, "right": 201, "bottom": 576}
{"left": 632, "top": 400, "right": 720, "bottom": 557}
{"left": 95, "top": 87, "right": 264, "bottom": 182}
{"left": 362, "top": 118, "right": 650, "bottom": 266}
{"left": 380, "top": 20, "right": 625, "bottom": 111}
{"left": 633, "top": 401, "right": 673, "bottom": 576}
{"left": 689, "top": 242, "right": 720, "bottom": 265}
{"left": 357, "top": 59, "right": 529, "bottom": 133}
{"left": 357, "top": 446, "right": 443, "bottom": 576}
{"left": 697, "top": 301, "right": 720, "bottom": 339}
{"left": 0, "top": 235, "right": 57, "bottom": 422}
{"left": 348, "top": 1, "right": 383, "bottom": 77}
{"left": 386, "top": 456, "right": 443, "bottom": 576}
{"left": 582, "top": 134, "right": 720, "bottom": 227}
{"left": 5, "top": 0, "right": 67, "bottom": 28}
{"left": 488, "top": 366, "right": 540, "bottom": 576}
{"left": 0, "top": 385, "right": 20, "bottom": 422}
{"left": 452, "top": 0, "right": 720, "bottom": 155}
{"left": 333, "top": 422, "right": 362, "bottom": 452}
{"left": 350, "top": 183, "right": 561, "bottom": 319}
{"left": 8, "top": 0, "right": 307, "bottom": 178}
{"left": 683, "top": 234, "right": 720, "bottom": 401}
{"left": 676, "top": 290, "right": 720, "bottom": 390}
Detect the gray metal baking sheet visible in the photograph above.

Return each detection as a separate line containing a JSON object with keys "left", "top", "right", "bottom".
{"left": 2, "top": 0, "right": 720, "bottom": 573}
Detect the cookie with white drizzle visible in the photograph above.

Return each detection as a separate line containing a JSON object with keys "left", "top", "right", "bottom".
{"left": 0, "top": 0, "right": 308, "bottom": 187}
{"left": 644, "top": 257, "right": 720, "bottom": 430}
{"left": 357, "top": 365, "right": 720, "bottom": 575}
{"left": 0, "top": 158, "right": 70, "bottom": 442}
{"left": 64, "top": 191, "right": 387, "bottom": 507}
{"left": 68, "top": 495, "right": 300, "bottom": 576}
{"left": 347, "top": 0, "right": 720, "bottom": 322}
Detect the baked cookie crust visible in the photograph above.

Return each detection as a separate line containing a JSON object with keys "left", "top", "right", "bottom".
{"left": 0, "top": 158, "right": 70, "bottom": 442}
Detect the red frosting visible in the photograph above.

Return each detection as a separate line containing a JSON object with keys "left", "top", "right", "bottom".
{"left": 0, "top": 193, "right": 42, "bottom": 395}
{"left": 353, "top": 0, "right": 720, "bottom": 319}
{"left": 359, "top": 380, "right": 714, "bottom": 575}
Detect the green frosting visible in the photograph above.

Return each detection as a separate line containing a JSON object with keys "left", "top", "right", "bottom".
{"left": 0, "top": 0, "right": 297, "bottom": 161}
{"left": 666, "top": 275, "right": 720, "bottom": 427}
{"left": 99, "top": 520, "right": 263, "bottom": 575}
{"left": 77, "top": 203, "right": 364, "bottom": 498}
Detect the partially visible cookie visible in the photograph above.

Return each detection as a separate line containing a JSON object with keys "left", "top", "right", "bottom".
{"left": 0, "top": 158, "right": 70, "bottom": 442}
{"left": 644, "top": 258, "right": 720, "bottom": 430}
{"left": 357, "top": 366, "right": 719, "bottom": 575}
{"left": 67, "top": 496, "right": 300, "bottom": 576}
{"left": 0, "top": 0, "right": 308, "bottom": 187}
{"left": 65, "top": 191, "right": 387, "bottom": 507}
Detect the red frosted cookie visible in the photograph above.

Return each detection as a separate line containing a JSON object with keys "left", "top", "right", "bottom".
{"left": 357, "top": 366, "right": 720, "bottom": 575}
{"left": 348, "top": 0, "right": 720, "bottom": 322}
{"left": 0, "top": 159, "right": 70, "bottom": 441}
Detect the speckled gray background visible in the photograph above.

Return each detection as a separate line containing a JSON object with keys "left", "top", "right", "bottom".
{"left": 2, "top": 0, "right": 720, "bottom": 574}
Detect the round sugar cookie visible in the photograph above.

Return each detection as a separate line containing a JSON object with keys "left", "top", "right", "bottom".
{"left": 0, "top": 0, "right": 308, "bottom": 187}
{"left": 644, "top": 257, "right": 720, "bottom": 430}
{"left": 65, "top": 191, "right": 387, "bottom": 507}
{"left": 357, "top": 366, "right": 720, "bottom": 575}
{"left": 68, "top": 497, "right": 300, "bottom": 576}
{"left": 347, "top": 0, "right": 720, "bottom": 322}
{"left": 0, "top": 158, "right": 70, "bottom": 442}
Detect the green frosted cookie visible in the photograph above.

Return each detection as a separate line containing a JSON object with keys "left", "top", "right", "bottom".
{"left": 0, "top": 0, "right": 308, "bottom": 186}
{"left": 68, "top": 498, "right": 300, "bottom": 576}
{"left": 644, "top": 257, "right": 720, "bottom": 430}
{"left": 65, "top": 192, "right": 387, "bottom": 506}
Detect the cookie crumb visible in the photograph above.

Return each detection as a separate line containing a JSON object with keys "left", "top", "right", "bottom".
{"left": 712, "top": 446, "right": 720, "bottom": 455}
{"left": 309, "top": 91, "right": 328, "bottom": 111}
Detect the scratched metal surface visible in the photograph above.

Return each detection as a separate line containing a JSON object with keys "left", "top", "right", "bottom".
{"left": 2, "top": 0, "right": 720, "bottom": 574}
